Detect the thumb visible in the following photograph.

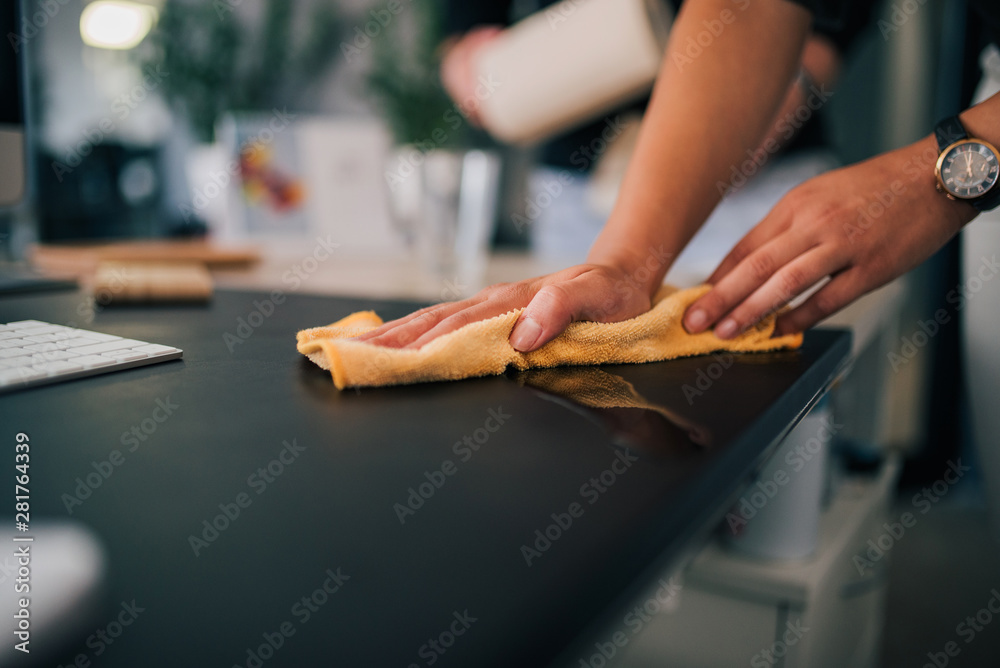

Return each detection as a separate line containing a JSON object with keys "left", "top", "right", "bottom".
{"left": 509, "top": 284, "right": 578, "bottom": 352}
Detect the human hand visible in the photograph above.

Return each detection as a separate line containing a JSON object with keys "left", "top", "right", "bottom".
{"left": 683, "top": 135, "right": 979, "bottom": 339}
{"left": 354, "top": 263, "right": 657, "bottom": 352}
{"left": 440, "top": 26, "right": 503, "bottom": 126}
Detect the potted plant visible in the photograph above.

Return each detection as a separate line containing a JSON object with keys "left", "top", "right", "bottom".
{"left": 142, "top": 0, "right": 342, "bottom": 232}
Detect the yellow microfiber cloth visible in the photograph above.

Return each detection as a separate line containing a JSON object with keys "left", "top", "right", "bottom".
{"left": 296, "top": 284, "right": 803, "bottom": 390}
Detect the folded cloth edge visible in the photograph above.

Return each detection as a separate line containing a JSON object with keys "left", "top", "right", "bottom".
{"left": 296, "top": 285, "right": 803, "bottom": 390}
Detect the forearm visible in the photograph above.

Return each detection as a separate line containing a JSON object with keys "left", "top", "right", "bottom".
{"left": 959, "top": 91, "right": 1000, "bottom": 153}
{"left": 755, "top": 34, "right": 840, "bottom": 158}
{"left": 587, "top": 0, "right": 811, "bottom": 289}
{"left": 888, "top": 91, "right": 1000, "bottom": 226}
{"left": 681, "top": 91, "right": 1000, "bottom": 341}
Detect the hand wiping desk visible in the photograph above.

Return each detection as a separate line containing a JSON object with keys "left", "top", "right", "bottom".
{"left": 297, "top": 285, "right": 801, "bottom": 390}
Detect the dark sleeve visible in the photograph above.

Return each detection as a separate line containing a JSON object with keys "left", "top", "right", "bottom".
{"left": 968, "top": 0, "right": 1000, "bottom": 45}
{"left": 809, "top": 0, "right": 878, "bottom": 54}
{"left": 784, "top": 0, "right": 878, "bottom": 50}
{"left": 442, "top": 0, "right": 516, "bottom": 35}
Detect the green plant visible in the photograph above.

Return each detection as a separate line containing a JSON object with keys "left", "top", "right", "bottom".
{"left": 145, "top": 0, "right": 342, "bottom": 143}
{"left": 366, "top": 0, "right": 469, "bottom": 148}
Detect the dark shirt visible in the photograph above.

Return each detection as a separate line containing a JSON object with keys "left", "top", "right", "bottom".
{"left": 794, "top": 0, "right": 1000, "bottom": 46}
{"left": 445, "top": 0, "right": 873, "bottom": 170}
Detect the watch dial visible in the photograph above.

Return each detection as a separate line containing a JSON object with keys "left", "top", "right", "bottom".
{"left": 940, "top": 141, "right": 1000, "bottom": 199}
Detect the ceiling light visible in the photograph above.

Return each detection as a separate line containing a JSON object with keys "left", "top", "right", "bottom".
{"left": 80, "top": 1, "right": 158, "bottom": 51}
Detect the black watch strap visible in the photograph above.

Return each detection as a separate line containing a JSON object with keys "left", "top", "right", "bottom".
{"left": 934, "top": 115, "right": 1000, "bottom": 212}
{"left": 974, "top": 183, "right": 1000, "bottom": 212}
{"left": 935, "top": 116, "right": 968, "bottom": 151}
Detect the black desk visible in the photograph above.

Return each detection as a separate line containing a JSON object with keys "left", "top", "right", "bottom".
{"left": 0, "top": 290, "right": 849, "bottom": 667}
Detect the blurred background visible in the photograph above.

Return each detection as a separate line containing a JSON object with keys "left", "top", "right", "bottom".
{"left": 2, "top": 0, "right": 1000, "bottom": 665}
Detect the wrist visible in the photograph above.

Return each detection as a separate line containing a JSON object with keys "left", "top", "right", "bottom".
{"left": 587, "top": 242, "right": 674, "bottom": 299}
{"left": 909, "top": 134, "right": 977, "bottom": 226}
{"left": 933, "top": 112, "right": 1000, "bottom": 214}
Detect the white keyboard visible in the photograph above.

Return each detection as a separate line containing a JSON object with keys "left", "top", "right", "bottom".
{"left": 0, "top": 320, "right": 182, "bottom": 392}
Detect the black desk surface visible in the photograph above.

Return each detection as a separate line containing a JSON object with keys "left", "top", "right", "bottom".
{"left": 0, "top": 290, "right": 850, "bottom": 668}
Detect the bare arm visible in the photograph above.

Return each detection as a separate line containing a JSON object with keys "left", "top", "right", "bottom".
{"left": 588, "top": 0, "right": 810, "bottom": 286}
{"left": 360, "top": 0, "right": 811, "bottom": 350}
{"left": 684, "top": 92, "right": 999, "bottom": 338}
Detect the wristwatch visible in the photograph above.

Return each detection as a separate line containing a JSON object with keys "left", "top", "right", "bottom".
{"left": 934, "top": 115, "right": 1000, "bottom": 212}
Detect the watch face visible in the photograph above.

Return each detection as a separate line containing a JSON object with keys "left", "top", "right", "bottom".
{"left": 938, "top": 140, "right": 1000, "bottom": 200}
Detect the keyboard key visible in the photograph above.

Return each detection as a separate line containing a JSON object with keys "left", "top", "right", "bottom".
{"left": 0, "top": 332, "right": 22, "bottom": 341}
{"left": 0, "top": 343, "right": 30, "bottom": 353}
{"left": 72, "top": 340, "right": 145, "bottom": 356}
{"left": 2, "top": 356, "right": 34, "bottom": 367}
{"left": 22, "top": 334, "right": 61, "bottom": 343}
{"left": 133, "top": 344, "right": 182, "bottom": 355}
{"left": 0, "top": 367, "right": 46, "bottom": 384}
{"left": 10, "top": 325, "right": 64, "bottom": 336}
{"left": 61, "top": 336, "right": 107, "bottom": 348}
{"left": 71, "top": 331, "right": 122, "bottom": 342}
{"left": 33, "top": 360, "right": 84, "bottom": 375}
{"left": 72, "top": 355, "right": 117, "bottom": 369}
{"left": 102, "top": 351, "right": 150, "bottom": 362}
{"left": 31, "top": 350, "right": 77, "bottom": 362}
{"left": 22, "top": 342, "right": 62, "bottom": 352}
{"left": 6, "top": 320, "right": 48, "bottom": 328}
